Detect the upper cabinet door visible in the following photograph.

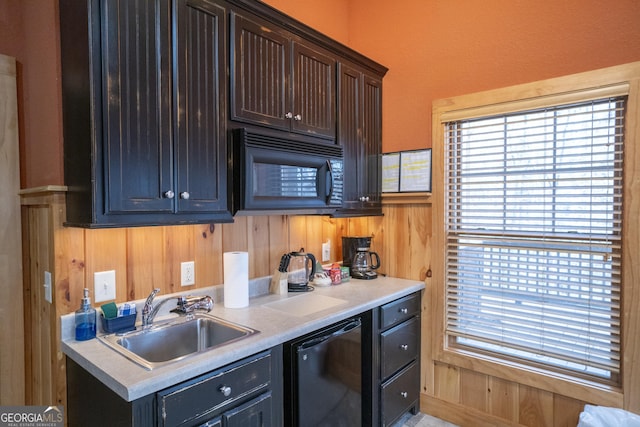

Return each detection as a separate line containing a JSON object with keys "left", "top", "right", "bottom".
{"left": 230, "top": 13, "right": 290, "bottom": 132}
{"left": 291, "top": 42, "right": 336, "bottom": 139}
{"left": 173, "top": 0, "right": 228, "bottom": 214}
{"left": 230, "top": 12, "right": 336, "bottom": 141}
{"left": 334, "top": 62, "right": 383, "bottom": 216}
{"left": 336, "top": 63, "right": 362, "bottom": 207}
{"left": 102, "top": 0, "right": 174, "bottom": 214}
{"left": 362, "top": 74, "right": 383, "bottom": 204}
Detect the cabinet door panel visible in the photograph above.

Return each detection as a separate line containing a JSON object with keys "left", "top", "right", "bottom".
{"left": 223, "top": 392, "right": 272, "bottom": 427}
{"left": 231, "top": 14, "right": 289, "bottom": 130}
{"left": 292, "top": 42, "right": 336, "bottom": 139}
{"left": 381, "top": 362, "right": 420, "bottom": 426}
{"left": 337, "top": 63, "right": 362, "bottom": 207}
{"left": 362, "top": 74, "right": 382, "bottom": 204}
{"left": 335, "top": 63, "right": 382, "bottom": 215}
{"left": 174, "top": 0, "right": 227, "bottom": 213}
{"left": 102, "top": 0, "right": 173, "bottom": 213}
{"left": 381, "top": 317, "right": 419, "bottom": 379}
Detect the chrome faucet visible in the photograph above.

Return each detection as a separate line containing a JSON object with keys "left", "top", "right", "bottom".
{"left": 142, "top": 288, "right": 214, "bottom": 327}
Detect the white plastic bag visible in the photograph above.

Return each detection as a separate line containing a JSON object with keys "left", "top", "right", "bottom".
{"left": 578, "top": 405, "right": 640, "bottom": 427}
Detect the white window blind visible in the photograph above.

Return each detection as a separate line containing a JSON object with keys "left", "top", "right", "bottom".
{"left": 444, "top": 97, "right": 625, "bottom": 381}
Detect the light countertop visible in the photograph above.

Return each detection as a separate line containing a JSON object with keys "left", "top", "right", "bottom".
{"left": 61, "top": 275, "right": 424, "bottom": 402}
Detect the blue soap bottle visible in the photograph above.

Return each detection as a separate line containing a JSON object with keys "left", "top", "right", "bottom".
{"left": 75, "top": 288, "right": 96, "bottom": 341}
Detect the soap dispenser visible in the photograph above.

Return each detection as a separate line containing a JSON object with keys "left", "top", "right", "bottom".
{"left": 75, "top": 288, "right": 96, "bottom": 341}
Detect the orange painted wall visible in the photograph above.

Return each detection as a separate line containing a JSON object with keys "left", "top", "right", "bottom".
{"left": 262, "top": 0, "right": 350, "bottom": 45}
{"left": 3, "top": 1, "right": 640, "bottom": 185}
{"left": 0, "top": 0, "right": 63, "bottom": 188}
{"left": 265, "top": 0, "right": 640, "bottom": 153}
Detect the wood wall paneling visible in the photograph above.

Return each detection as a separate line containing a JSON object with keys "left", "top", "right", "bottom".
{"left": 126, "top": 227, "right": 167, "bottom": 299}
{"left": 518, "top": 385, "right": 554, "bottom": 427}
{"left": 194, "top": 223, "right": 224, "bottom": 289}
{"left": 488, "top": 376, "right": 518, "bottom": 422}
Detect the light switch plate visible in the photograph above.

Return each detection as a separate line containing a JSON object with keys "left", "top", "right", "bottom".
{"left": 44, "top": 271, "right": 52, "bottom": 303}
{"left": 94, "top": 270, "right": 116, "bottom": 302}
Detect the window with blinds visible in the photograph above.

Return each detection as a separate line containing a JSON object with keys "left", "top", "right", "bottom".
{"left": 444, "top": 97, "right": 625, "bottom": 382}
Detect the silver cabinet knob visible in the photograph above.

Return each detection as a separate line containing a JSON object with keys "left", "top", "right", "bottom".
{"left": 400, "top": 308, "right": 408, "bottom": 314}
{"left": 164, "top": 190, "right": 175, "bottom": 199}
{"left": 219, "top": 385, "right": 231, "bottom": 397}
{"left": 400, "top": 344, "right": 409, "bottom": 351}
{"left": 285, "top": 112, "right": 293, "bottom": 119}
{"left": 400, "top": 391, "right": 408, "bottom": 398}
{"left": 180, "top": 192, "right": 190, "bottom": 200}
{"left": 294, "top": 114, "right": 302, "bottom": 121}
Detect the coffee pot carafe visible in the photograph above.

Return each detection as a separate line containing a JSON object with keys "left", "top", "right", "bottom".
{"left": 342, "top": 236, "right": 381, "bottom": 280}
{"left": 351, "top": 249, "right": 380, "bottom": 280}
{"left": 284, "top": 248, "right": 316, "bottom": 292}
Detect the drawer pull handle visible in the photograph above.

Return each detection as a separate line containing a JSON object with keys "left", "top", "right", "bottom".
{"left": 400, "top": 391, "right": 408, "bottom": 398}
{"left": 219, "top": 385, "right": 232, "bottom": 397}
{"left": 399, "top": 308, "right": 408, "bottom": 314}
{"left": 400, "top": 344, "right": 409, "bottom": 351}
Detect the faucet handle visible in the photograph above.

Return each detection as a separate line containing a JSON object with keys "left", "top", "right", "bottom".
{"left": 197, "top": 296, "right": 214, "bottom": 312}
{"left": 173, "top": 295, "right": 214, "bottom": 314}
{"left": 143, "top": 288, "right": 161, "bottom": 313}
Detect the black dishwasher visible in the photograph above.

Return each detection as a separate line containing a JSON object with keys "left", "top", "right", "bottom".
{"left": 284, "top": 314, "right": 372, "bottom": 427}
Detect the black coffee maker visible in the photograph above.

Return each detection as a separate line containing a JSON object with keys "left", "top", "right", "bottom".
{"left": 342, "top": 236, "right": 380, "bottom": 280}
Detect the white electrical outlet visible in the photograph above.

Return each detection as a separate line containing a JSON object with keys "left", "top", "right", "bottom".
{"left": 181, "top": 261, "right": 195, "bottom": 286}
{"left": 94, "top": 270, "right": 116, "bottom": 302}
{"left": 322, "top": 240, "right": 331, "bottom": 262}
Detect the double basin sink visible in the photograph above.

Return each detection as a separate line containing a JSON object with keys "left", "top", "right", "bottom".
{"left": 98, "top": 314, "right": 258, "bottom": 370}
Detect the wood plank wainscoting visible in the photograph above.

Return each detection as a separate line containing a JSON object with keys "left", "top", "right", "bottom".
{"left": 18, "top": 189, "right": 431, "bottom": 413}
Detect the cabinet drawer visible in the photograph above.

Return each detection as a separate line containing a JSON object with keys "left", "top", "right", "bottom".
{"left": 380, "top": 292, "right": 421, "bottom": 329}
{"left": 381, "top": 316, "right": 419, "bottom": 379}
{"left": 157, "top": 351, "right": 272, "bottom": 427}
{"left": 381, "top": 361, "right": 420, "bottom": 427}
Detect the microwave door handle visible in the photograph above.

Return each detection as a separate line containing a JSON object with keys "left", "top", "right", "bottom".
{"left": 325, "top": 160, "right": 333, "bottom": 202}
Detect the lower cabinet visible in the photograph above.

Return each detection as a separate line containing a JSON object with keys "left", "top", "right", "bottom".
{"left": 66, "top": 293, "right": 422, "bottom": 427}
{"left": 374, "top": 292, "right": 422, "bottom": 426}
{"left": 66, "top": 348, "right": 282, "bottom": 427}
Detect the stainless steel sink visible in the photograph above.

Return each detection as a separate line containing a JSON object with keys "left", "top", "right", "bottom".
{"left": 97, "top": 314, "right": 258, "bottom": 370}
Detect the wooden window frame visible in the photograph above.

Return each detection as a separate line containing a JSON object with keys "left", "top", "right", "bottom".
{"left": 430, "top": 62, "right": 640, "bottom": 411}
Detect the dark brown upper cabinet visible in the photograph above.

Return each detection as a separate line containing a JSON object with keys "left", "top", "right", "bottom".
{"left": 333, "top": 62, "right": 383, "bottom": 216}
{"left": 230, "top": 12, "right": 337, "bottom": 141}
{"left": 60, "top": 0, "right": 232, "bottom": 227}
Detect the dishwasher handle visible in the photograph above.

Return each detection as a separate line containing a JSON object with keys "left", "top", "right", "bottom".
{"left": 297, "top": 318, "right": 361, "bottom": 351}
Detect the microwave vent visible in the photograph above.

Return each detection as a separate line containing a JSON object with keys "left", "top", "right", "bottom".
{"left": 237, "top": 129, "right": 343, "bottom": 158}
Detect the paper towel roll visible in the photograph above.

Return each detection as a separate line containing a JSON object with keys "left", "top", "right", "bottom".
{"left": 223, "top": 251, "right": 249, "bottom": 308}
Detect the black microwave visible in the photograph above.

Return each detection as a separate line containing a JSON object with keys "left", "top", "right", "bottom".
{"left": 229, "top": 128, "right": 344, "bottom": 215}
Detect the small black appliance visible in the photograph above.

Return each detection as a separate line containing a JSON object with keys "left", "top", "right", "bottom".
{"left": 342, "top": 236, "right": 380, "bottom": 280}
